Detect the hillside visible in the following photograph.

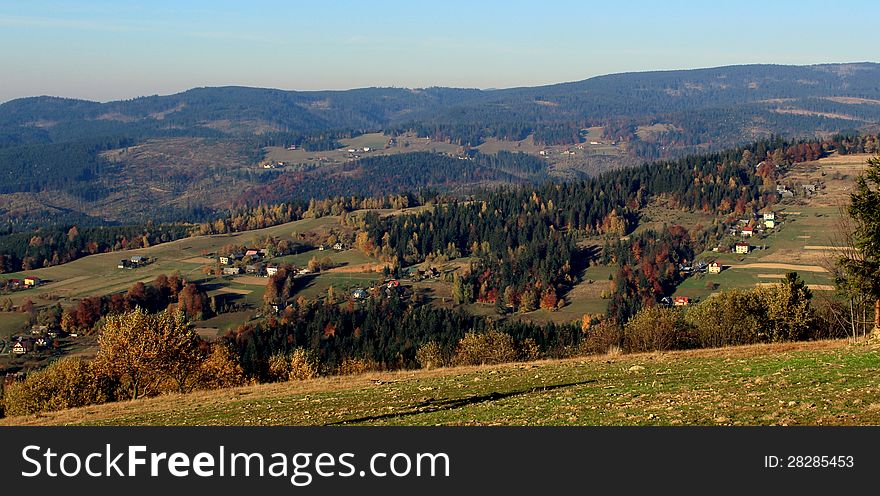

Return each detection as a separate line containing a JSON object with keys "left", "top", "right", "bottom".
{"left": 3, "top": 339, "right": 878, "bottom": 426}
{"left": 3, "top": 63, "right": 880, "bottom": 226}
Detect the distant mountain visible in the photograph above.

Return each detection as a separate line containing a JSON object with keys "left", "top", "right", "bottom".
{"left": 2, "top": 63, "right": 880, "bottom": 228}
{"left": 2, "top": 63, "right": 880, "bottom": 148}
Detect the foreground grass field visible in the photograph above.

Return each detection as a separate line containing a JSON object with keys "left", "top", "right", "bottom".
{"left": 4, "top": 339, "right": 878, "bottom": 426}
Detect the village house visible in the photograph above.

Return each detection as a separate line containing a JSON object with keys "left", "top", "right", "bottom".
{"left": 23, "top": 276, "right": 41, "bottom": 288}
{"left": 333, "top": 242, "right": 344, "bottom": 251}
{"left": 222, "top": 266, "right": 242, "bottom": 276}
{"left": 803, "top": 184, "right": 817, "bottom": 194}
{"left": 245, "top": 263, "right": 264, "bottom": 275}
{"left": 266, "top": 265, "right": 279, "bottom": 276}
{"left": 776, "top": 184, "right": 794, "bottom": 198}
{"left": 12, "top": 339, "right": 33, "bottom": 355}
{"left": 735, "top": 242, "right": 750, "bottom": 254}
{"left": 708, "top": 261, "right": 722, "bottom": 274}
{"left": 297, "top": 267, "right": 312, "bottom": 276}
{"left": 245, "top": 249, "right": 261, "bottom": 259}
{"left": 741, "top": 226, "right": 754, "bottom": 237}
{"left": 130, "top": 255, "right": 146, "bottom": 266}
{"left": 673, "top": 296, "right": 690, "bottom": 306}
{"left": 219, "top": 253, "right": 243, "bottom": 265}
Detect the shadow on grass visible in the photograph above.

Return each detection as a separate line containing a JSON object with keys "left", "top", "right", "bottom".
{"left": 325, "top": 379, "right": 596, "bottom": 425}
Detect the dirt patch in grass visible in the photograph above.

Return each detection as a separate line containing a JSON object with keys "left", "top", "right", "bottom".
{"left": 731, "top": 262, "right": 828, "bottom": 272}
{"left": 233, "top": 276, "right": 268, "bottom": 286}
{"left": 213, "top": 287, "right": 252, "bottom": 295}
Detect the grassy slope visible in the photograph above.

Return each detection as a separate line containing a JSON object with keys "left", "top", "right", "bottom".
{"left": 4, "top": 339, "right": 879, "bottom": 426}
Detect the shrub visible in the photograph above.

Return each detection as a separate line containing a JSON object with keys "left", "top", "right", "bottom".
{"left": 686, "top": 274, "right": 817, "bottom": 347}
{"left": 196, "top": 344, "right": 246, "bottom": 390}
{"left": 2, "top": 358, "right": 113, "bottom": 417}
{"left": 453, "top": 331, "right": 518, "bottom": 366}
{"left": 624, "top": 305, "right": 694, "bottom": 352}
{"left": 415, "top": 342, "right": 446, "bottom": 370}
{"left": 579, "top": 320, "right": 623, "bottom": 355}
{"left": 288, "top": 348, "right": 320, "bottom": 380}
{"left": 266, "top": 352, "right": 292, "bottom": 382}
{"left": 685, "top": 289, "right": 766, "bottom": 347}
{"left": 336, "top": 357, "right": 379, "bottom": 375}
{"left": 519, "top": 338, "right": 541, "bottom": 362}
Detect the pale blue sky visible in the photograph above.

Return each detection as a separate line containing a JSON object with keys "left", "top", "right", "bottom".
{"left": 1, "top": 0, "right": 878, "bottom": 102}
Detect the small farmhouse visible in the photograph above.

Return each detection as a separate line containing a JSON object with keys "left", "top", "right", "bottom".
{"left": 333, "top": 242, "right": 344, "bottom": 251}
{"left": 741, "top": 226, "right": 754, "bottom": 237}
{"left": 735, "top": 242, "right": 750, "bottom": 254}
{"left": 708, "top": 261, "right": 722, "bottom": 274}
{"left": 222, "top": 267, "right": 242, "bottom": 276}
{"left": 220, "top": 253, "right": 243, "bottom": 265}
{"left": 673, "top": 296, "right": 690, "bottom": 306}
{"left": 266, "top": 266, "right": 279, "bottom": 276}
{"left": 23, "top": 277, "right": 41, "bottom": 288}
{"left": 12, "top": 339, "right": 33, "bottom": 355}
{"left": 130, "top": 256, "right": 146, "bottom": 266}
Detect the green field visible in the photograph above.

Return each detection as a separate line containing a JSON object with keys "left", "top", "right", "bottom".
{"left": 0, "top": 312, "right": 29, "bottom": 339}
{"left": 0, "top": 216, "right": 341, "bottom": 307}
{"left": 264, "top": 132, "right": 460, "bottom": 166}
{"left": 5, "top": 339, "right": 877, "bottom": 426}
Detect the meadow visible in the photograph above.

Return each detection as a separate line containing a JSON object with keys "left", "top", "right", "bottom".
{"left": 4, "top": 339, "right": 877, "bottom": 426}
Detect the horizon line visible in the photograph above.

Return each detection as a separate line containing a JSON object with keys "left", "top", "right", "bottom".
{"left": 2, "top": 60, "right": 876, "bottom": 105}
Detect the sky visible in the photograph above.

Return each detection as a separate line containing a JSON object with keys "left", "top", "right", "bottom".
{"left": 1, "top": 0, "right": 879, "bottom": 102}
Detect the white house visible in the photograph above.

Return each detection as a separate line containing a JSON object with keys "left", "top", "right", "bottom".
{"left": 266, "top": 266, "right": 279, "bottom": 276}
{"left": 708, "top": 261, "right": 722, "bottom": 274}
{"left": 735, "top": 242, "right": 750, "bottom": 254}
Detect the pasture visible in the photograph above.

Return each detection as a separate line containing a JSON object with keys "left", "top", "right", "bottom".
{"left": 6, "top": 339, "right": 878, "bottom": 426}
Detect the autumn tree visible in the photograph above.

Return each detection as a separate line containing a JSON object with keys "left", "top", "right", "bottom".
{"left": 197, "top": 344, "right": 245, "bottom": 389}
{"left": 94, "top": 308, "right": 201, "bottom": 399}
{"left": 838, "top": 155, "right": 880, "bottom": 335}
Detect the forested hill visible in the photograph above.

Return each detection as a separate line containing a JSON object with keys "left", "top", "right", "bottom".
{"left": 3, "top": 63, "right": 880, "bottom": 148}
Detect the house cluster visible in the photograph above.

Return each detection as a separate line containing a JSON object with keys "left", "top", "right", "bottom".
{"left": 677, "top": 260, "right": 708, "bottom": 275}
{"left": 317, "top": 242, "right": 345, "bottom": 251}
{"left": 346, "top": 147, "right": 373, "bottom": 159}
{"left": 776, "top": 182, "right": 820, "bottom": 198}
{"left": 409, "top": 266, "right": 442, "bottom": 281}
{"left": 350, "top": 279, "right": 403, "bottom": 301}
{"left": 661, "top": 295, "right": 692, "bottom": 306}
{"left": 219, "top": 249, "right": 270, "bottom": 276}
{"left": 9, "top": 325, "right": 63, "bottom": 356}
{"left": 730, "top": 211, "right": 777, "bottom": 241}
{"left": 1, "top": 276, "right": 41, "bottom": 292}
{"left": 118, "top": 255, "right": 148, "bottom": 269}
